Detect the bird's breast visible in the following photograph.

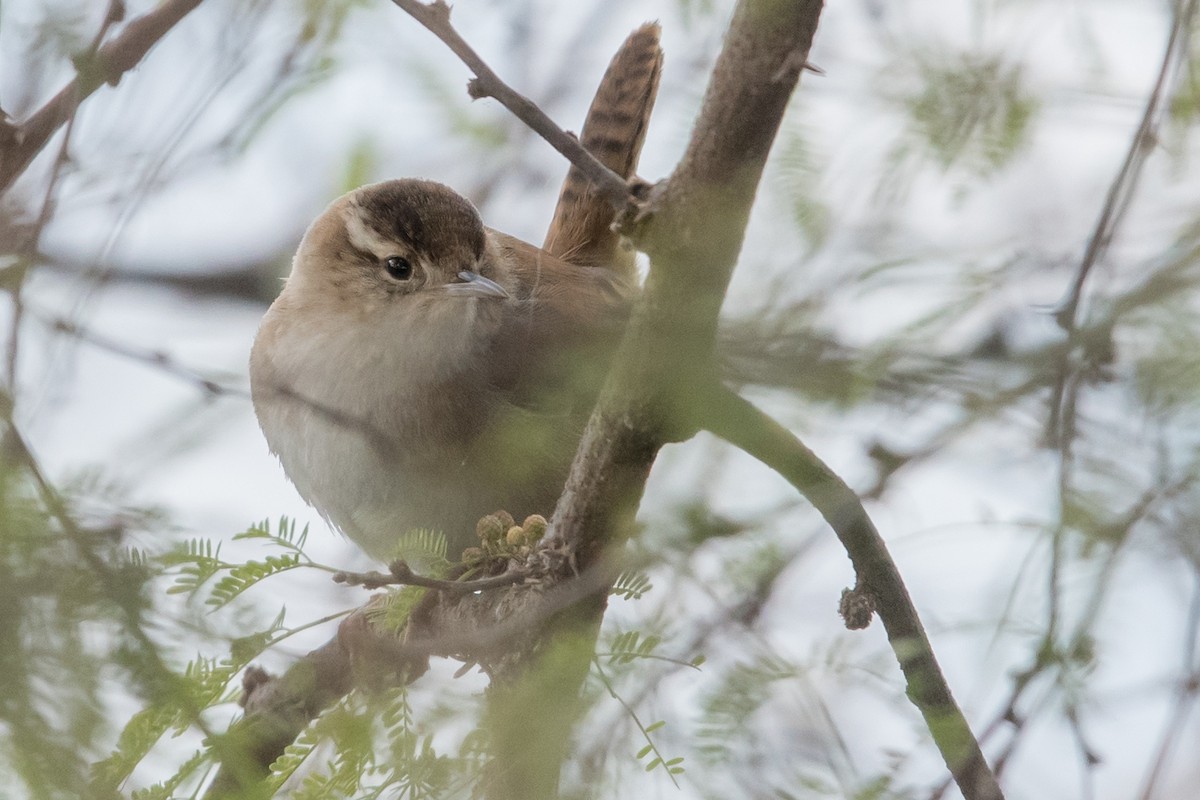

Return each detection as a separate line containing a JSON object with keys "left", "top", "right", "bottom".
{"left": 254, "top": 293, "right": 500, "bottom": 434}
{"left": 250, "top": 291, "right": 510, "bottom": 526}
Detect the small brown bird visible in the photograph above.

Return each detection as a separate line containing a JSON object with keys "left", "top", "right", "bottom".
{"left": 249, "top": 25, "right": 662, "bottom": 560}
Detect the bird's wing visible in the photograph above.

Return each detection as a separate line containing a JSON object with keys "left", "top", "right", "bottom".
{"left": 486, "top": 231, "right": 633, "bottom": 411}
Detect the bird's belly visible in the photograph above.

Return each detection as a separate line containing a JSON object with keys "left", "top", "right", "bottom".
{"left": 255, "top": 375, "right": 569, "bottom": 561}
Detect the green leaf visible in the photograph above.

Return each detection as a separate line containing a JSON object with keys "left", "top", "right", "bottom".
{"left": 897, "top": 50, "right": 1038, "bottom": 176}
{"left": 610, "top": 571, "right": 653, "bottom": 600}
{"left": 207, "top": 553, "right": 303, "bottom": 609}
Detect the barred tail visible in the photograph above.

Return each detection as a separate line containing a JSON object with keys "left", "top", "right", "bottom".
{"left": 543, "top": 22, "right": 662, "bottom": 273}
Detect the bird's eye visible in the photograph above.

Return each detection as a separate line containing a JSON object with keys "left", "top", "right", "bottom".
{"left": 383, "top": 255, "right": 413, "bottom": 280}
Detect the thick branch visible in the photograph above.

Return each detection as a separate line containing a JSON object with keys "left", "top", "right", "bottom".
{"left": 203, "top": 638, "right": 358, "bottom": 799}
{"left": 702, "top": 386, "right": 1003, "bottom": 800}
{"left": 0, "top": 0, "right": 204, "bottom": 195}
{"left": 541, "top": 4, "right": 1003, "bottom": 794}
{"left": 552, "top": 0, "right": 825, "bottom": 565}
{"left": 526, "top": 8, "right": 823, "bottom": 797}
{"left": 389, "top": 0, "right": 632, "bottom": 211}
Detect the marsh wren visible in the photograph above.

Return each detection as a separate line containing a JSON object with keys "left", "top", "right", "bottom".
{"left": 249, "top": 25, "right": 662, "bottom": 559}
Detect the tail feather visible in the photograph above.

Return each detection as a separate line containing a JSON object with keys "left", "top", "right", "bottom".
{"left": 543, "top": 22, "right": 662, "bottom": 273}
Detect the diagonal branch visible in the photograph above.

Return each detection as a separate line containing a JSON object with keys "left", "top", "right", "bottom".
{"left": 1053, "top": 0, "right": 1197, "bottom": 334}
{"left": 0, "top": 0, "right": 205, "bottom": 195}
{"left": 536, "top": 2, "right": 1002, "bottom": 796}
{"left": 389, "top": 0, "right": 633, "bottom": 212}
{"left": 512, "top": 5, "right": 830, "bottom": 796}
{"left": 551, "top": 0, "right": 827, "bottom": 564}
{"left": 701, "top": 385, "right": 1003, "bottom": 800}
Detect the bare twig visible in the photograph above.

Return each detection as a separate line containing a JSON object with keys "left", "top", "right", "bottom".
{"left": 1046, "top": 0, "right": 1198, "bottom": 442}
{"left": 42, "top": 313, "right": 245, "bottom": 398}
{"left": 929, "top": 473, "right": 1187, "bottom": 800}
{"left": 332, "top": 560, "right": 528, "bottom": 593}
{"left": 1136, "top": 573, "right": 1200, "bottom": 800}
{"left": 1053, "top": 0, "right": 1196, "bottom": 333}
{"left": 0, "top": 0, "right": 204, "bottom": 195}
{"left": 2, "top": 2, "right": 127, "bottom": 388}
{"left": 701, "top": 385, "right": 1003, "bottom": 800}
{"left": 388, "top": 0, "right": 633, "bottom": 212}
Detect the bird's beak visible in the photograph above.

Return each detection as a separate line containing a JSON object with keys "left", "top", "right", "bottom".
{"left": 440, "top": 270, "right": 509, "bottom": 299}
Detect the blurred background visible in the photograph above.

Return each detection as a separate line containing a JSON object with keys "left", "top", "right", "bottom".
{"left": 2, "top": 0, "right": 1200, "bottom": 798}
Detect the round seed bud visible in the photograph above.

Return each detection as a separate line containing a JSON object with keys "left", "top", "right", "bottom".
{"left": 461, "top": 547, "right": 484, "bottom": 562}
{"left": 522, "top": 514, "right": 548, "bottom": 541}
{"left": 506, "top": 525, "right": 525, "bottom": 547}
{"left": 493, "top": 510, "right": 516, "bottom": 531}
{"left": 476, "top": 514, "right": 505, "bottom": 543}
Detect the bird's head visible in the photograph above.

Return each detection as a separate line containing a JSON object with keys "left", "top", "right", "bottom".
{"left": 288, "top": 179, "right": 509, "bottom": 309}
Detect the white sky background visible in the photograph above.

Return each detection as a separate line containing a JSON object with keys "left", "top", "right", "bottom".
{"left": 3, "top": 0, "right": 1200, "bottom": 798}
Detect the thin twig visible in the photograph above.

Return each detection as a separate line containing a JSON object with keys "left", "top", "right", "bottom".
{"left": 592, "top": 658, "right": 681, "bottom": 789}
{"left": 1053, "top": 0, "right": 1195, "bottom": 332}
{"left": 1065, "top": 704, "right": 1099, "bottom": 800}
{"left": 702, "top": 385, "right": 1003, "bottom": 800}
{"left": 1136, "top": 573, "right": 1200, "bottom": 800}
{"left": 42, "top": 312, "right": 245, "bottom": 398}
{"left": 929, "top": 476, "right": 1184, "bottom": 800}
{"left": 388, "top": 0, "right": 633, "bottom": 212}
{"left": 1047, "top": 0, "right": 1198, "bottom": 441}
{"left": 2, "top": 1, "right": 124, "bottom": 388}
{"left": 332, "top": 560, "right": 528, "bottom": 593}
{"left": 0, "top": 0, "right": 205, "bottom": 194}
